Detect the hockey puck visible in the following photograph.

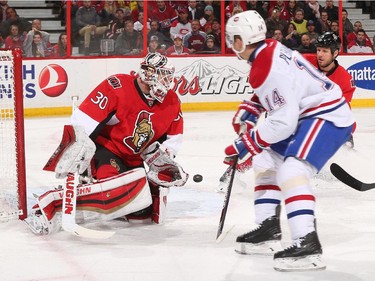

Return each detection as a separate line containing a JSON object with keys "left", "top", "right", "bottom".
{"left": 193, "top": 174, "right": 203, "bottom": 183}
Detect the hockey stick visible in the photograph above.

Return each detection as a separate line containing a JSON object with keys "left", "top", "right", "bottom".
{"left": 216, "top": 156, "right": 238, "bottom": 241}
{"left": 330, "top": 163, "right": 375, "bottom": 192}
{"left": 60, "top": 96, "right": 114, "bottom": 239}
{"left": 62, "top": 171, "right": 115, "bottom": 239}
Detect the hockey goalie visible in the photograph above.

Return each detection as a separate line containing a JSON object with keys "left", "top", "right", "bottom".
{"left": 25, "top": 53, "right": 188, "bottom": 235}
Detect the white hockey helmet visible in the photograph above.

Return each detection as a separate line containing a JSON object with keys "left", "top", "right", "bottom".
{"left": 225, "top": 10, "right": 266, "bottom": 55}
{"left": 139, "top": 53, "right": 175, "bottom": 103}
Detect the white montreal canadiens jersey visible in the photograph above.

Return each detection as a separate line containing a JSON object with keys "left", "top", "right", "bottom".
{"left": 249, "top": 39, "right": 355, "bottom": 145}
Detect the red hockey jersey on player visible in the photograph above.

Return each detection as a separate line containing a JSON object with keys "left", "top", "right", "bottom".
{"left": 71, "top": 74, "right": 183, "bottom": 167}
{"left": 303, "top": 53, "right": 356, "bottom": 104}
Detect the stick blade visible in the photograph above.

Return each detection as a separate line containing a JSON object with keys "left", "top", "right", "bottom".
{"left": 68, "top": 224, "right": 115, "bottom": 239}
{"left": 330, "top": 163, "right": 375, "bottom": 192}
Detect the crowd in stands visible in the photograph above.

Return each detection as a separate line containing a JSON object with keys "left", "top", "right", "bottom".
{"left": 0, "top": 0, "right": 374, "bottom": 57}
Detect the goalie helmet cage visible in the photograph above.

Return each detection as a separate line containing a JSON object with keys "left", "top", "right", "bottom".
{"left": 0, "top": 48, "right": 27, "bottom": 221}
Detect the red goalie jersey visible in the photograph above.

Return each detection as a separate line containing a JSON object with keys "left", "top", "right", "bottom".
{"left": 71, "top": 74, "right": 183, "bottom": 172}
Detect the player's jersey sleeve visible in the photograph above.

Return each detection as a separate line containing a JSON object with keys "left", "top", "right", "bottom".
{"left": 329, "top": 66, "right": 356, "bottom": 105}
{"left": 160, "top": 90, "right": 184, "bottom": 156}
{"left": 163, "top": 110, "right": 183, "bottom": 156}
{"left": 70, "top": 75, "right": 125, "bottom": 136}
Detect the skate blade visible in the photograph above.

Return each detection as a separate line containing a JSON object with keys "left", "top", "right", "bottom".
{"left": 274, "top": 254, "right": 326, "bottom": 272}
{"left": 235, "top": 240, "right": 282, "bottom": 256}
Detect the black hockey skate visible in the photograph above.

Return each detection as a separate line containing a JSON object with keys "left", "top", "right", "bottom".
{"left": 235, "top": 207, "right": 282, "bottom": 255}
{"left": 273, "top": 231, "right": 326, "bottom": 271}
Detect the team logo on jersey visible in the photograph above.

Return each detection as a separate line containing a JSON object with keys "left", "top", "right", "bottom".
{"left": 38, "top": 64, "right": 68, "bottom": 97}
{"left": 123, "top": 111, "right": 154, "bottom": 153}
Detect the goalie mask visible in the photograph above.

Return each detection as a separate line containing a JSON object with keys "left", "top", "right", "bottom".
{"left": 139, "top": 53, "right": 175, "bottom": 103}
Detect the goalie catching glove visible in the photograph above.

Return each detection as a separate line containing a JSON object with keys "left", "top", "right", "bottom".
{"left": 43, "top": 125, "right": 96, "bottom": 179}
{"left": 141, "top": 142, "right": 188, "bottom": 187}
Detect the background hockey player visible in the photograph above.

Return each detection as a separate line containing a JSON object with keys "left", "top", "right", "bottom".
{"left": 304, "top": 31, "right": 356, "bottom": 147}
{"left": 224, "top": 11, "right": 354, "bottom": 271}
{"left": 26, "top": 53, "right": 188, "bottom": 235}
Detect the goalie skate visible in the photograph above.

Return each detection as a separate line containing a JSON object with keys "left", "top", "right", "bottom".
{"left": 273, "top": 231, "right": 326, "bottom": 272}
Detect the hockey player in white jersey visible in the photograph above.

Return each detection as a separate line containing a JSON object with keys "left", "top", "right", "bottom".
{"left": 224, "top": 11, "right": 354, "bottom": 271}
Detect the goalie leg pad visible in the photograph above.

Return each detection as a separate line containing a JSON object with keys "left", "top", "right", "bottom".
{"left": 26, "top": 168, "right": 152, "bottom": 234}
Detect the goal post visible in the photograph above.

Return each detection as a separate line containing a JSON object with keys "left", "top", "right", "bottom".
{"left": 0, "top": 48, "right": 27, "bottom": 221}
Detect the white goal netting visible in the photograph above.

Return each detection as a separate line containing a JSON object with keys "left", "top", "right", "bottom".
{"left": 0, "top": 49, "right": 26, "bottom": 221}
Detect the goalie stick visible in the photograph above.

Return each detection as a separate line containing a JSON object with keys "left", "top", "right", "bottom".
{"left": 216, "top": 156, "right": 238, "bottom": 241}
{"left": 62, "top": 171, "right": 115, "bottom": 239}
{"left": 330, "top": 163, "right": 375, "bottom": 192}
{"left": 59, "top": 96, "right": 114, "bottom": 239}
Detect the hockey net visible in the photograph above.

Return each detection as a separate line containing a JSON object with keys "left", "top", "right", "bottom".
{"left": 0, "top": 49, "right": 27, "bottom": 221}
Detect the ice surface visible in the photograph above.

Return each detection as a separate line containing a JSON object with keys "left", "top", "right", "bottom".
{"left": 1, "top": 109, "right": 374, "bottom": 281}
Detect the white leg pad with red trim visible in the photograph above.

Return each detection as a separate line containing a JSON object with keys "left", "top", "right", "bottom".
{"left": 25, "top": 168, "right": 152, "bottom": 235}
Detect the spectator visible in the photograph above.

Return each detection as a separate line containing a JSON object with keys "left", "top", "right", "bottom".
{"left": 302, "top": 0, "right": 323, "bottom": 22}
{"left": 51, "top": 32, "right": 68, "bottom": 57}
{"left": 4, "top": 24, "right": 24, "bottom": 50}
{"left": 316, "top": 10, "right": 331, "bottom": 34}
{"left": 273, "top": 28, "right": 289, "bottom": 46}
{"left": 105, "top": 8, "right": 126, "bottom": 40}
{"left": 347, "top": 29, "right": 373, "bottom": 54}
{"left": 23, "top": 19, "right": 51, "bottom": 57}
{"left": 75, "top": 0, "right": 108, "bottom": 55}
{"left": 285, "top": 0, "right": 300, "bottom": 21}
{"left": 131, "top": 0, "right": 144, "bottom": 23}
{"left": 265, "top": 7, "right": 288, "bottom": 38}
{"left": 188, "top": 0, "right": 205, "bottom": 21}
{"left": 199, "top": 34, "right": 220, "bottom": 54}
{"left": 284, "top": 22, "right": 301, "bottom": 50}
{"left": 0, "top": 0, "right": 9, "bottom": 23}
{"left": 330, "top": 20, "right": 339, "bottom": 36}
{"left": 246, "top": 0, "right": 268, "bottom": 20}
{"left": 290, "top": 8, "right": 308, "bottom": 35}
{"left": 183, "top": 19, "right": 206, "bottom": 53}
{"left": 329, "top": 20, "right": 347, "bottom": 52}
{"left": 297, "top": 33, "right": 317, "bottom": 53}
{"left": 347, "top": 21, "right": 373, "bottom": 50}
{"left": 0, "top": 7, "right": 31, "bottom": 38}
{"left": 133, "top": 11, "right": 145, "bottom": 32}
{"left": 165, "top": 33, "right": 190, "bottom": 55}
{"left": 270, "top": 0, "right": 290, "bottom": 21}
{"left": 147, "top": 19, "right": 173, "bottom": 49}
{"left": 114, "top": 19, "right": 143, "bottom": 55}
{"left": 322, "top": 0, "right": 338, "bottom": 21}
{"left": 306, "top": 20, "right": 319, "bottom": 44}
{"left": 342, "top": 9, "right": 354, "bottom": 39}
{"left": 148, "top": 1, "right": 178, "bottom": 38}
{"left": 147, "top": 35, "right": 165, "bottom": 54}
{"left": 24, "top": 30, "right": 52, "bottom": 58}
{"left": 204, "top": 0, "right": 221, "bottom": 21}
{"left": 225, "top": 1, "right": 247, "bottom": 20}
{"left": 231, "top": 5, "right": 243, "bottom": 16}
{"left": 170, "top": 7, "right": 191, "bottom": 39}
{"left": 200, "top": 5, "right": 216, "bottom": 33}
{"left": 207, "top": 18, "right": 221, "bottom": 50}
{"left": 98, "top": 0, "right": 119, "bottom": 26}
